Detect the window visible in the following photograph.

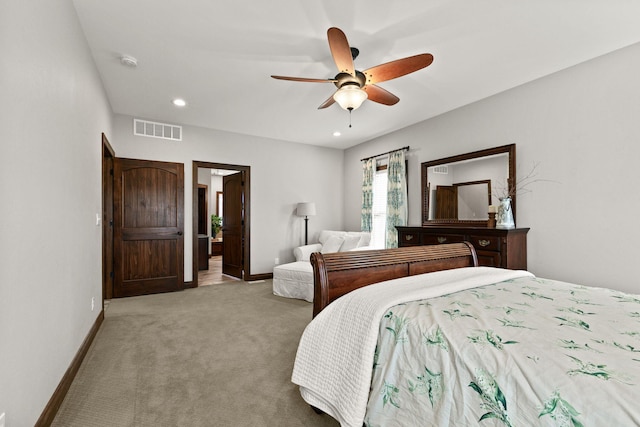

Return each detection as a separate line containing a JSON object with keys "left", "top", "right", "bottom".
{"left": 370, "top": 164, "right": 388, "bottom": 249}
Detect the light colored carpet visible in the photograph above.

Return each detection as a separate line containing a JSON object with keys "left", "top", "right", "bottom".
{"left": 51, "top": 280, "right": 339, "bottom": 427}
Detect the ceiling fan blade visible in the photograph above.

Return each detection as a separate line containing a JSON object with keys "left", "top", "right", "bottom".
{"left": 327, "top": 27, "right": 355, "bottom": 75}
{"left": 317, "top": 93, "right": 336, "bottom": 109}
{"left": 271, "top": 75, "right": 337, "bottom": 83}
{"left": 363, "top": 53, "right": 434, "bottom": 84}
{"left": 363, "top": 84, "right": 399, "bottom": 106}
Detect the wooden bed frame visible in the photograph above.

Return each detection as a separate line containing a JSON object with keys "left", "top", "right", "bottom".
{"left": 310, "top": 242, "right": 478, "bottom": 317}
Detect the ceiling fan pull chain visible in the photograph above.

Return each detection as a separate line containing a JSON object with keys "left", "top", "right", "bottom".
{"left": 349, "top": 108, "right": 353, "bottom": 128}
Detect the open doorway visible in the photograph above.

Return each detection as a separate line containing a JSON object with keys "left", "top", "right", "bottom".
{"left": 192, "top": 161, "right": 251, "bottom": 287}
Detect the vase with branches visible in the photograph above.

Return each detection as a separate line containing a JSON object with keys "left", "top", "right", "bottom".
{"left": 492, "top": 162, "right": 544, "bottom": 203}
{"left": 491, "top": 162, "right": 549, "bottom": 229}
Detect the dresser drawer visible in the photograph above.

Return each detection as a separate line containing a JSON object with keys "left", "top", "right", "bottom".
{"left": 468, "top": 235, "right": 501, "bottom": 252}
{"left": 423, "top": 234, "right": 465, "bottom": 245}
{"left": 398, "top": 231, "right": 422, "bottom": 246}
{"left": 476, "top": 250, "right": 502, "bottom": 267}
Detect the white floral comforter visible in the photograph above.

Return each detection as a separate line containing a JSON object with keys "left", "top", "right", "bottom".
{"left": 292, "top": 267, "right": 640, "bottom": 427}
{"left": 291, "top": 267, "right": 533, "bottom": 427}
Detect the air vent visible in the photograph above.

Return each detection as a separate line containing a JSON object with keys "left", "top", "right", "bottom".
{"left": 133, "top": 119, "right": 182, "bottom": 141}
{"left": 432, "top": 165, "right": 448, "bottom": 174}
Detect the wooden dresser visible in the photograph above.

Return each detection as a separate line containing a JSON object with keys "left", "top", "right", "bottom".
{"left": 211, "top": 239, "right": 223, "bottom": 256}
{"left": 396, "top": 226, "right": 529, "bottom": 270}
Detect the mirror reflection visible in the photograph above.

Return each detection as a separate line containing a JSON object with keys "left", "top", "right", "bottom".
{"left": 456, "top": 181, "right": 491, "bottom": 220}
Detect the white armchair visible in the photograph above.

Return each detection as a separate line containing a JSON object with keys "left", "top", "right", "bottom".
{"left": 273, "top": 230, "right": 372, "bottom": 301}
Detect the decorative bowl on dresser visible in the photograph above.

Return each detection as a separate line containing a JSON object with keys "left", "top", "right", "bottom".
{"left": 396, "top": 226, "right": 529, "bottom": 270}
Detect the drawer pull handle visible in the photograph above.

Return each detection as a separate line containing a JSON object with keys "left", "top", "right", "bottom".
{"left": 405, "top": 235, "right": 414, "bottom": 241}
{"left": 437, "top": 237, "right": 447, "bottom": 244}
{"left": 478, "top": 239, "right": 491, "bottom": 247}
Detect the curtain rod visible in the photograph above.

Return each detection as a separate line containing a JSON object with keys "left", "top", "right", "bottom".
{"left": 360, "top": 146, "right": 410, "bottom": 162}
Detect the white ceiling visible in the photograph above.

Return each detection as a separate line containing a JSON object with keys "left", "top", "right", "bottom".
{"left": 72, "top": 0, "right": 640, "bottom": 150}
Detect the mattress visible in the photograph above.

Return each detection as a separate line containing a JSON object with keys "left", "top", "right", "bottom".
{"left": 273, "top": 261, "right": 313, "bottom": 302}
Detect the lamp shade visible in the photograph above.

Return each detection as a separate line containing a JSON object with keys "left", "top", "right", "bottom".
{"left": 333, "top": 85, "right": 368, "bottom": 110}
{"left": 297, "top": 202, "right": 316, "bottom": 217}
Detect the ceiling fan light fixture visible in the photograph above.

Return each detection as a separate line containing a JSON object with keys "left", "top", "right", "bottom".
{"left": 333, "top": 85, "right": 368, "bottom": 111}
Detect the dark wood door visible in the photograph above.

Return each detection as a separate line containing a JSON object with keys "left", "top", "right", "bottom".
{"left": 435, "top": 186, "right": 457, "bottom": 219}
{"left": 113, "top": 158, "right": 184, "bottom": 297}
{"left": 102, "top": 134, "right": 115, "bottom": 300}
{"left": 222, "top": 171, "right": 244, "bottom": 278}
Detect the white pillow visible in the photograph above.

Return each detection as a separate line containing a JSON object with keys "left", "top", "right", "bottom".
{"left": 321, "top": 235, "right": 345, "bottom": 254}
{"left": 344, "top": 231, "right": 371, "bottom": 247}
{"left": 318, "top": 230, "right": 346, "bottom": 245}
{"left": 357, "top": 232, "right": 371, "bottom": 247}
{"left": 339, "top": 235, "right": 361, "bottom": 252}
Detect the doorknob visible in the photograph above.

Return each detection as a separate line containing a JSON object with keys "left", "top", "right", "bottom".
{"left": 177, "top": 231, "right": 183, "bottom": 236}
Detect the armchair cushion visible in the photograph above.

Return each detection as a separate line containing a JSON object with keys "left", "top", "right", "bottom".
{"left": 318, "top": 230, "right": 371, "bottom": 248}
{"left": 294, "top": 230, "right": 372, "bottom": 261}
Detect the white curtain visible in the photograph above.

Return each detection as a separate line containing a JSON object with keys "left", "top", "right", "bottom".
{"left": 385, "top": 150, "right": 407, "bottom": 248}
{"left": 361, "top": 158, "right": 374, "bottom": 232}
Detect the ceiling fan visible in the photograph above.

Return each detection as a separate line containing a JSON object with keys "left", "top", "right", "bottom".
{"left": 271, "top": 27, "right": 434, "bottom": 112}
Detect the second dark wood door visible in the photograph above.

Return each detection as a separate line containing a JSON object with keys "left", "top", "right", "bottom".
{"left": 222, "top": 171, "right": 244, "bottom": 279}
{"left": 435, "top": 186, "right": 457, "bottom": 219}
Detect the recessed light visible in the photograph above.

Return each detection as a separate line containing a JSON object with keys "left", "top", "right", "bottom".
{"left": 172, "top": 98, "right": 187, "bottom": 107}
{"left": 333, "top": 131, "right": 341, "bottom": 137}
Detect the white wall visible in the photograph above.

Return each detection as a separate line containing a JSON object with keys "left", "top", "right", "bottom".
{"left": 196, "top": 169, "right": 225, "bottom": 240}
{"left": 0, "top": 0, "right": 113, "bottom": 425}
{"left": 197, "top": 167, "right": 212, "bottom": 239}
{"left": 210, "top": 174, "right": 223, "bottom": 224}
{"left": 197, "top": 168, "right": 212, "bottom": 187}
{"left": 345, "top": 42, "right": 640, "bottom": 294}
{"left": 111, "top": 114, "right": 344, "bottom": 280}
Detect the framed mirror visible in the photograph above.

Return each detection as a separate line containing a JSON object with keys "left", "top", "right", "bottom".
{"left": 421, "top": 144, "right": 515, "bottom": 226}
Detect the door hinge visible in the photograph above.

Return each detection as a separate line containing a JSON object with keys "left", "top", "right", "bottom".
{"left": 109, "top": 271, "right": 114, "bottom": 279}
{"left": 110, "top": 168, "right": 114, "bottom": 176}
